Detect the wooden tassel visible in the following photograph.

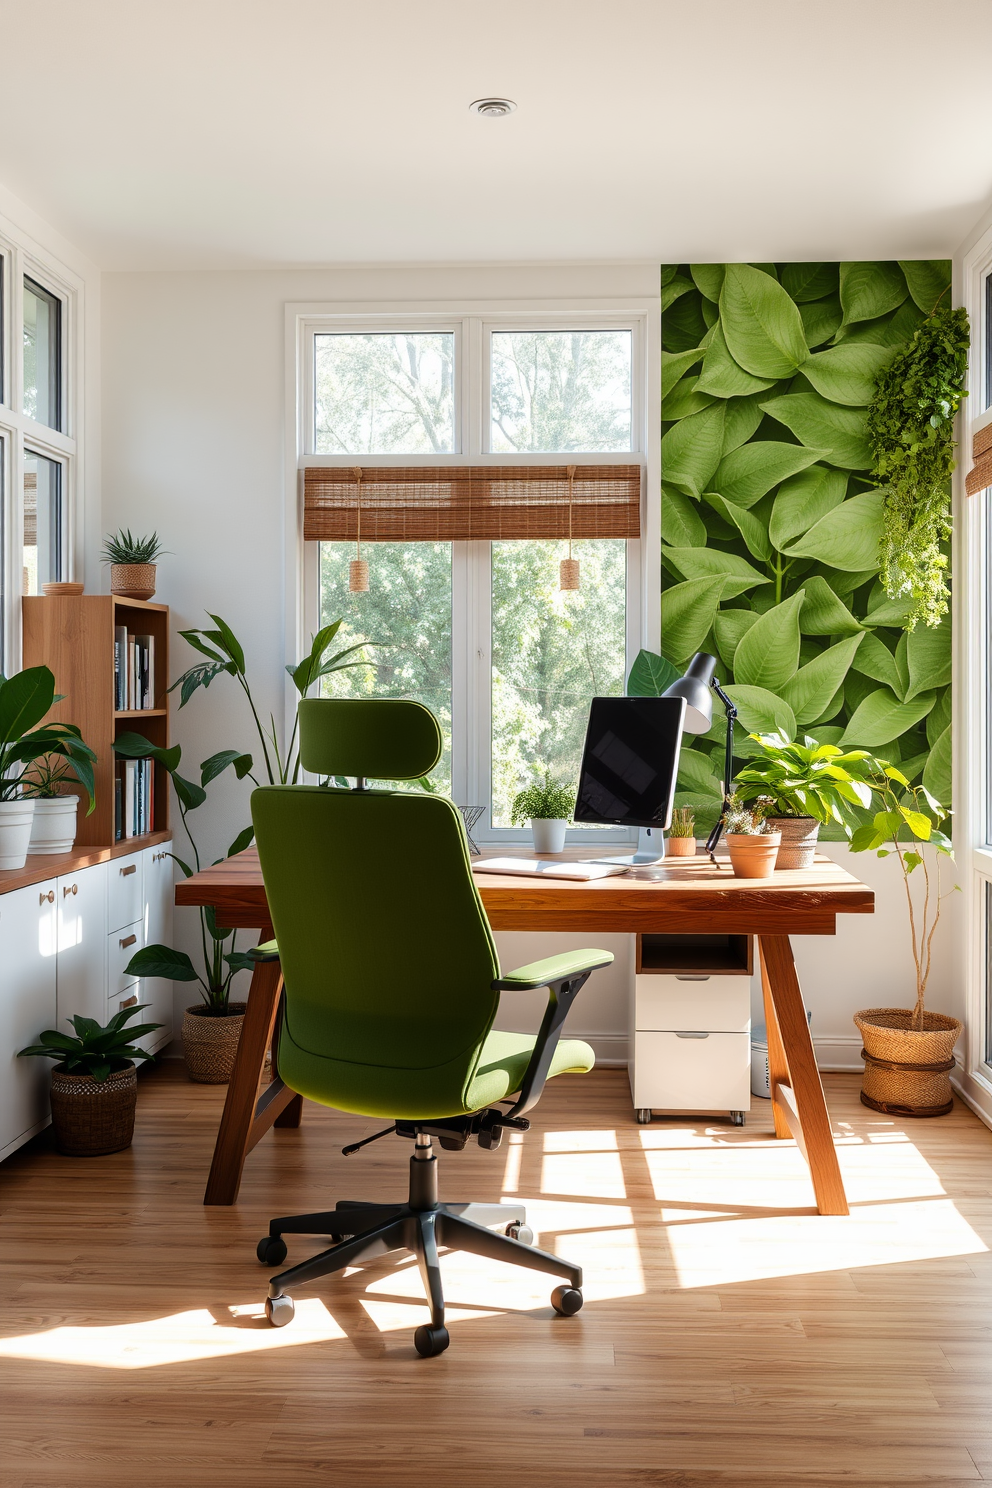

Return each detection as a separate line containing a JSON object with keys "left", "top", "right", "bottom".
{"left": 349, "top": 466, "right": 369, "bottom": 592}
{"left": 560, "top": 464, "right": 579, "bottom": 591}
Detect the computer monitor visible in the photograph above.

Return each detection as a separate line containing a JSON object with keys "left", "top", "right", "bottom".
{"left": 574, "top": 695, "right": 686, "bottom": 865}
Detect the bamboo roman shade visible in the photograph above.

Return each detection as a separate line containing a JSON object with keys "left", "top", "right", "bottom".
{"left": 303, "top": 465, "right": 642, "bottom": 542}
{"left": 966, "top": 421, "right": 992, "bottom": 497}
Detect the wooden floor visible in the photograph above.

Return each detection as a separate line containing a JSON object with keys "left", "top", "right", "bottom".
{"left": 1, "top": 1065, "right": 992, "bottom": 1488}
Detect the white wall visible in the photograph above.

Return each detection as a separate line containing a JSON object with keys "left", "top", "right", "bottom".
{"left": 100, "top": 261, "right": 959, "bottom": 1069}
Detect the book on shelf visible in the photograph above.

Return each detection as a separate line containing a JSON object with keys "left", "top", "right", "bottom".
{"left": 117, "top": 631, "right": 156, "bottom": 711}
{"left": 114, "top": 626, "right": 128, "bottom": 710}
{"left": 115, "top": 757, "right": 155, "bottom": 839}
{"left": 135, "top": 633, "right": 155, "bottom": 709}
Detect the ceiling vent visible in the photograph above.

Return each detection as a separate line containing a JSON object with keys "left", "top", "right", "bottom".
{"left": 470, "top": 98, "right": 516, "bottom": 118}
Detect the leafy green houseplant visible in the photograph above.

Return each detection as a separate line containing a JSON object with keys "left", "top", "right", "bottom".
{"left": 23, "top": 754, "right": 84, "bottom": 853}
{"left": 0, "top": 665, "right": 97, "bottom": 869}
{"left": 732, "top": 731, "right": 875, "bottom": 868}
{"left": 101, "top": 529, "right": 168, "bottom": 601}
{"left": 847, "top": 767, "right": 960, "bottom": 1116}
{"left": 19, "top": 1003, "right": 162, "bottom": 1155}
{"left": 511, "top": 769, "right": 576, "bottom": 854}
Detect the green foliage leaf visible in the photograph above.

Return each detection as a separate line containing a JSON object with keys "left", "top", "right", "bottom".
{"left": 797, "top": 575, "right": 863, "bottom": 637}
{"left": 905, "top": 621, "right": 951, "bottom": 701}
{"left": 677, "top": 747, "right": 723, "bottom": 796}
{"left": 703, "top": 493, "right": 771, "bottom": 561}
{"left": 732, "top": 590, "right": 805, "bottom": 691}
{"left": 200, "top": 749, "right": 253, "bottom": 787}
{"left": 696, "top": 322, "right": 777, "bottom": 398}
{"left": 172, "top": 772, "right": 207, "bottom": 811}
{"left": 898, "top": 260, "right": 951, "bottom": 315}
{"left": 801, "top": 343, "right": 894, "bottom": 406}
{"left": 927, "top": 687, "right": 951, "bottom": 747}
{"left": 662, "top": 547, "right": 770, "bottom": 600}
{"left": 205, "top": 614, "right": 247, "bottom": 674}
{"left": 799, "top": 296, "right": 844, "bottom": 349}
{"left": 114, "top": 732, "right": 182, "bottom": 772}
{"left": 125, "top": 944, "right": 200, "bottom": 981}
{"left": 760, "top": 393, "right": 871, "bottom": 468}
{"left": 922, "top": 724, "right": 951, "bottom": 804}
{"left": 690, "top": 264, "right": 725, "bottom": 302}
{"left": 626, "top": 649, "right": 681, "bottom": 697}
{"left": 780, "top": 263, "right": 839, "bottom": 303}
{"left": 663, "top": 375, "right": 716, "bottom": 421}
{"left": 660, "top": 403, "right": 726, "bottom": 499}
{"left": 661, "top": 485, "right": 707, "bottom": 548}
{"left": 662, "top": 274, "right": 695, "bottom": 310}
{"left": 769, "top": 466, "right": 848, "bottom": 551}
{"left": 720, "top": 264, "right": 809, "bottom": 378}
{"left": 660, "top": 578, "right": 726, "bottom": 665}
{"left": 840, "top": 262, "right": 908, "bottom": 324}
{"left": 724, "top": 685, "right": 797, "bottom": 739}
{"left": 661, "top": 347, "right": 706, "bottom": 399}
{"left": 0, "top": 666, "right": 56, "bottom": 745}
{"left": 714, "top": 609, "right": 759, "bottom": 672}
{"left": 227, "top": 825, "right": 255, "bottom": 857}
{"left": 841, "top": 687, "right": 936, "bottom": 746}
{"left": 663, "top": 288, "right": 709, "bottom": 352}
{"left": 712, "top": 441, "right": 822, "bottom": 509}
{"left": 721, "top": 392, "right": 769, "bottom": 455}
{"left": 783, "top": 491, "right": 885, "bottom": 571}
{"left": 780, "top": 634, "right": 865, "bottom": 726}
{"left": 850, "top": 631, "right": 901, "bottom": 690}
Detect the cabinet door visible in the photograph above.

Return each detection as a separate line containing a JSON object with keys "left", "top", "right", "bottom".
{"left": 56, "top": 862, "right": 109, "bottom": 1028}
{"left": 140, "top": 844, "right": 175, "bottom": 1051}
{"left": 0, "top": 882, "right": 58, "bottom": 1159}
{"left": 108, "top": 853, "right": 142, "bottom": 932}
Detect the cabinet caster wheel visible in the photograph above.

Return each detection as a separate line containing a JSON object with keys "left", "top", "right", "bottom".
{"left": 730, "top": 1111, "right": 745, "bottom": 1127}
{"left": 265, "top": 1293, "right": 295, "bottom": 1327}
{"left": 551, "top": 1286, "right": 583, "bottom": 1316}
{"left": 414, "top": 1324, "right": 450, "bottom": 1357}
{"left": 505, "top": 1222, "right": 534, "bottom": 1246}
{"left": 256, "top": 1235, "right": 288, "bottom": 1266}
{"left": 635, "top": 1108, "right": 652, "bottom": 1125}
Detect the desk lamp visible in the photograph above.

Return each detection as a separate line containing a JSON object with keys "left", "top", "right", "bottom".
{"left": 661, "top": 652, "right": 738, "bottom": 860}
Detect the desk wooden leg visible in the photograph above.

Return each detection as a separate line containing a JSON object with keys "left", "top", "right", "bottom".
{"left": 758, "top": 935, "right": 849, "bottom": 1217}
{"left": 203, "top": 941, "right": 301, "bottom": 1206}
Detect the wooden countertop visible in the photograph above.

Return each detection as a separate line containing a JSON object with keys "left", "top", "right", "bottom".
{"left": 0, "top": 830, "right": 172, "bottom": 895}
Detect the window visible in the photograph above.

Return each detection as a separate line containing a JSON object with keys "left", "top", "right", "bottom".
{"left": 23, "top": 276, "right": 61, "bottom": 431}
{"left": 299, "top": 307, "right": 651, "bottom": 842}
{"left": 22, "top": 450, "right": 63, "bottom": 595}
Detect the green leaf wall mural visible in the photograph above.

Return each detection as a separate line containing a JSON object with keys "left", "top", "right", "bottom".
{"left": 660, "top": 260, "right": 953, "bottom": 838}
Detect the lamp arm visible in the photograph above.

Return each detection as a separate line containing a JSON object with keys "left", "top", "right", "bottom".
{"left": 705, "top": 678, "right": 738, "bottom": 859}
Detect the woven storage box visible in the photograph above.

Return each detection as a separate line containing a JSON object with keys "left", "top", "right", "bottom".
{"left": 50, "top": 1064, "right": 137, "bottom": 1155}
{"left": 182, "top": 1003, "right": 247, "bottom": 1083}
{"left": 854, "top": 1008, "right": 962, "bottom": 1117}
{"left": 767, "top": 816, "right": 819, "bottom": 871}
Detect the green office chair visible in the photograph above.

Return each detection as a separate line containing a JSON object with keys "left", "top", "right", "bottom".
{"left": 250, "top": 697, "right": 612, "bottom": 1357}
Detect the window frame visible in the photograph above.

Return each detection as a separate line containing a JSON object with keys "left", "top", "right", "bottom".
{"left": 290, "top": 297, "right": 660, "bottom": 845}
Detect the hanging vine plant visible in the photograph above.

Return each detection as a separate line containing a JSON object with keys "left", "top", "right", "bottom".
{"left": 866, "top": 301, "right": 970, "bottom": 630}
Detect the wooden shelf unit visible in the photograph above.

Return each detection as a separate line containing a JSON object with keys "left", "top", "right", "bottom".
{"left": 22, "top": 595, "right": 171, "bottom": 850}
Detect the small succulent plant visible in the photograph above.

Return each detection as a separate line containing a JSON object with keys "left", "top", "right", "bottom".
{"left": 668, "top": 806, "right": 695, "bottom": 838}
{"left": 723, "top": 794, "right": 771, "bottom": 836}
{"left": 101, "top": 529, "right": 167, "bottom": 565}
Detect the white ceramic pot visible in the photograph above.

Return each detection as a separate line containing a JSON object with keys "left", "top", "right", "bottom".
{"left": 28, "top": 795, "right": 80, "bottom": 854}
{"left": 0, "top": 797, "right": 37, "bottom": 870}
{"left": 531, "top": 818, "right": 568, "bottom": 854}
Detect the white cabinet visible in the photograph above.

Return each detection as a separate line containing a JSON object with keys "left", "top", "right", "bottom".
{"left": 138, "top": 844, "right": 174, "bottom": 1055}
{"left": 56, "top": 862, "right": 108, "bottom": 1028}
{"left": 108, "top": 854, "right": 142, "bottom": 932}
{"left": 0, "top": 882, "right": 58, "bottom": 1162}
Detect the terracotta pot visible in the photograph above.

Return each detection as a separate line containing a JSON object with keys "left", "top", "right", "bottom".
{"left": 665, "top": 836, "right": 696, "bottom": 857}
{"left": 110, "top": 563, "right": 157, "bottom": 601}
{"left": 530, "top": 819, "right": 568, "bottom": 854}
{"left": 726, "top": 831, "right": 780, "bottom": 878}
{"left": 0, "top": 796, "right": 36, "bottom": 870}
{"left": 854, "top": 1007, "right": 962, "bottom": 1117}
{"left": 50, "top": 1064, "right": 137, "bottom": 1155}
{"left": 182, "top": 1002, "right": 247, "bottom": 1083}
{"left": 28, "top": 795, "right": 79, "bottom": 854}
{"left": 767, "top": 815, "right": 819, "bottom": 870}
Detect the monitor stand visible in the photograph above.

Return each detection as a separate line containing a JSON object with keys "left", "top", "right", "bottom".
{"left": 581, "top": 827, "right": 665, "bottom": 868}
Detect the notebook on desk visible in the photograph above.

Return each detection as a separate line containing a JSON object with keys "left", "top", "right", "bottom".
{"left": 472, "top": 857, "right": 630, "bottom": 881}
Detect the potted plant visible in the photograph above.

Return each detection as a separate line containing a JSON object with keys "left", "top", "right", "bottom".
{"left": 0, "top": 666, "right": 96, "bottom": 869}
{"left": 849, "top": 766, "right": 960, "bottom": 1116}
{"left": 723, "top": 795, "right": 781, "bottom": 878}
{"left": 101, "top": 528, "right": 167, "bottom": 601}
{"left": 510, "top": 769, "right": 576, "bottom": 853}
{"left": 666, "top": 806, "right": 696, "bottom": 858}
{"left": 732, "top": 731, "right": 876, "bottom": 870}
{"left": 24, "top": 754, "right": 82, "bottom": 853}
{"left": 18, "top": 1004, "right": 162, "bottom": 1155}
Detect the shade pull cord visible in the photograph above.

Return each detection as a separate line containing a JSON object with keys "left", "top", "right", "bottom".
{"left": 349, "top": 466, "right": 369, "bottom": 592}
{"left": 560, "top": 465, "right": 580, "bottom": 591}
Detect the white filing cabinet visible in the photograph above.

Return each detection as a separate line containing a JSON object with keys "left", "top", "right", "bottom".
{"left": 629, "top": 933, "right": 752, "bottom": 1126}
{"left": 0, "top": 882, "right": 58, "bottom": 1162}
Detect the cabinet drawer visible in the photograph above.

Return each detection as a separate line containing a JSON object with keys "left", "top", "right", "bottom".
{"left": 631, "top": 1031, "right": 751, "bottom": 1111}
{"left": 109, "top": 985, "right": 141, "bottom": 1019}
{"left": 108, "top": 855, "right": 142, "bottom": 933}
{"left": 109, "top": 922, "right": 144, "bottom": 997}
{"left": 635, "top": 974, "right": 750, "bottom": 1033}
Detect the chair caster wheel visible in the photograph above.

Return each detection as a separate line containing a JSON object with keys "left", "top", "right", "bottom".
{"left": 256, "top": 1235, "right": 288, "bottom": 1266}
{"left": 636, "top": 1108, "right": 652, "bottom": 1125}
{"left": 731, "top": 1110, "right": 746, "bottom": 1127}
{"left": 551, "top": 1286, "right": 583, "bottom": 1316}
{"left": 505, "top": 1222, "right": 534, "bottom": 1246}
{"left": 414, "top": 1324, "right": 450, "bottom": 1357}
{"left": 265, "top": 1294, "right": 295, "bottom": 1327}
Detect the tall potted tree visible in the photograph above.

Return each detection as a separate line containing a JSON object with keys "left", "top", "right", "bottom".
{"left": 0, "top": 666, "right": 97, "bottom": 869}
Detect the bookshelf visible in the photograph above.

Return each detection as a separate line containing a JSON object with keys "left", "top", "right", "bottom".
{"left": 22, "top": 595, "right": 171, "bottom": 850}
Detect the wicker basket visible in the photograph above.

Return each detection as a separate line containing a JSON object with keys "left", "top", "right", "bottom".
{"left": 854, "top": 1007, "right": 962, "bottom": 1117}
{"left": 182, "top": 1003, "right": 247, "bottom": 1083}
{"left": 110, "top": 562, "right": 157, "bottom": 601}
{"left": 767, "top": 816, "right": 819, "bottom": 870}
{"left": 50, "top": 1064, "right": 137, "bottom": 1155}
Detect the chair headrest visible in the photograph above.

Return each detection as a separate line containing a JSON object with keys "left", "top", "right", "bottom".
{"left": 298, "top": 698, "right": 443, "bottom": 781}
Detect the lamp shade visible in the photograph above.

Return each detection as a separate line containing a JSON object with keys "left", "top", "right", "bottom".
{"left": 662, "top": 652, "right": 717, "bottom": 734}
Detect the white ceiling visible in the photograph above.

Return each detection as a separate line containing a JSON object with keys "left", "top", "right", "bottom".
{"left": 1, "top": 0, "right": 991, "bottom": 271}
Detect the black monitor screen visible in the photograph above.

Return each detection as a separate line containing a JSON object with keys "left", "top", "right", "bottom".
{"left": 573, "top": 696, "right": 686, "bottom": 829}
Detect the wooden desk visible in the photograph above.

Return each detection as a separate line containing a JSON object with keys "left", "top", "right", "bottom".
{"left": 177, "top": 847, "right": 874, "bottom": 1213}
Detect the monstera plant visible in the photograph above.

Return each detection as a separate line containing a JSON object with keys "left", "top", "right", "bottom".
{"left": 659, "top": 260, "right": 959, "bottom": 839}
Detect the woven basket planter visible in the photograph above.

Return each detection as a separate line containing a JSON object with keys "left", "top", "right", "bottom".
{"left": 182, "top": 1003, "right": 247, "bottom": 1083}
{"left": 50, "top": 1064, "right": 137, "bottom": 1155}
{"left": 854, "top": 1007, "right": 962, "bottom": 1117}
{"left": 767, "top": 816, "right": 819, "bottom": 871}
{"left": 110, "top": 562, "right": 157, "bottom": 601}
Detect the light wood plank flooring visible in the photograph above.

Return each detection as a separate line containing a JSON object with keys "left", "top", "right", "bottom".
{"left": 1, "top": 1064, "right": 991, "bottom": 1487}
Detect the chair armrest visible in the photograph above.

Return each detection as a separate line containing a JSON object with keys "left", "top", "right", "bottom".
{"left": 248, "top": 939, "right": 280, "bottom": 962}
{"left": 492, "top": 949, "right": 613, "bottom": 991}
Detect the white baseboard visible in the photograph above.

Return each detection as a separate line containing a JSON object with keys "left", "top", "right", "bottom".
{"left": 581, "top": 1033, "right": 630, "bottom": 1066}
{"left": 812, "top": 1034, "right": 865, "bottom": 1072}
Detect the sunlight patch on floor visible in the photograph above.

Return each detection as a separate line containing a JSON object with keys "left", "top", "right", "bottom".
{"left": 541, "top": 1128, "right": 626, "bottom": 1199}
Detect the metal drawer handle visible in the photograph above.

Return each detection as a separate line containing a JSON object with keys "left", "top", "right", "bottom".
{"left": 153, "top": 851, "right": 167, "bottom": 862}
{"left": 120, "top": 934, "right": 137, "bottom": 949}
{"left": 40, "top": 890, "right": 55, "bottom": 905}
{"left": 120, "top": 994, "right": 138, "bottom": 1010}
{"left": 120, "top": 864, "right": 137, "bottom": 877}
{"left": 674, "top": 1031, "right": 710, "bottom": 1039}
{"left": 675, "top": 974, "right": 710, "bottom": 981}
{"left": 63, "top": 883, "right": 77, "bottom": 898}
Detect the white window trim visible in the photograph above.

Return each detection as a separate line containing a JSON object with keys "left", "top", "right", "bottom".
{"left": 959, "top": 223, "right": 992, "bottom": 1125}
{"left": 0, "top": 216, "right": 82, "bottom": 675}
{"left": 285, "top": 296, "right": 661, "bottom": 842}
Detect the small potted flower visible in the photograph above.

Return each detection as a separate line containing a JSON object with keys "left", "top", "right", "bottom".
{"left": 666, "top": 806, "right": 696, "bottom": 857}
{"left": 732, "top": 731, "right": 875, "bottom": 870}
{"left": 101, "top": 528, "right": 167, "bottom": 601}
{"left": 18, "top": 1004, "right": 162, "bottom": 1155}
{"left": 25, "top": 754, "right": 83, "bottom": 853}
{"left": 510, "top": 768, "right": 576, "bottom": 854}
{"left": 723, "top": 794, "right": 781, "bottom": 878}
